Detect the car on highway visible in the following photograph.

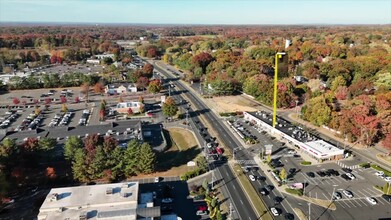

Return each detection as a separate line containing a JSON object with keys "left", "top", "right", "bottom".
{"left": 346, "top": 173, "right": 356, "bottom": 180}
{"left": 270, "top": 207, "right": 280, "bottom": 216}
{"left": 342, "top": 190, "right": 354, "bottom": 198}
{"left": 333, "top": 192, "right": 342, "bottom": 200}
{"left": 289, "top": 168, "right": 296, "bottom": 174}
{"left": 306, "top": 172, "right": 315, "bottom": 178}
{"left": 273, "top": 196, "right": 283, "bottom": 204}
{"left": 265, "top": 185, "right": 274, "bottom": 192}
{"left": 365, "top": 197, "right": 377, "bottom": 205}
{"left": 375, "top": 171, "right": 384, "bottom": 176}
{"left": 249, "top": 174, "right": 256, "bottom": 181}
{"left": 162, "top": 198, "right": 173, "bottom": 204}
{"left": 258, "top": 188, "right": 268, "bottom": 195}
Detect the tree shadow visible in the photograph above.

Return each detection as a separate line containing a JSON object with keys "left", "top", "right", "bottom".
{"left": 156, "top": 146, "right": 201, "bottom": 172}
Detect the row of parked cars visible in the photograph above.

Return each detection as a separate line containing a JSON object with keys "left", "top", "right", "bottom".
{"left": 48, "top": 112, "right": 74, "bottom": 127}
{"left": 78, "top": 110, "right": 90, "bottom": 126}
{"left": 0, "top": 111, "right": 19, "bottom": 129}
{"left": 14, "top": 113, "right": 44, "bottom": 131}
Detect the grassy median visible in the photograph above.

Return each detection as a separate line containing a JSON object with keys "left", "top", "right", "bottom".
{"left": 232, "top": 163, "right": 273, "bottom": 220}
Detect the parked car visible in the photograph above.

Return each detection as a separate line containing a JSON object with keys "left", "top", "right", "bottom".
{"left": 270, "top": 207, "right": 280, "bottom": 216}
{"left": 333, "top": 192, "right": 342, "bottom": 200}
{"left": 316, "top": 171, "right": 326, "bottom": 177}
{"left": 346, "top": 173, "right": 356, "bottom": 180}
{"left": 342, "top": 168, "right": 352, "bottom": 173}
{"left": 384, "top": 176, "right": 391, "bottom": 182}
{"left": 196, "top": 210, "right": 208, "bottom": 216}
{"left": 289, "top": 168, "right": 296, "bottom": 174}
{"left": 375, "top": 171, "right": 384, "bottom": 176}
{"left": 341, "top": 174, "right": 351, "bottom": 181}
{"left": 365, "top": 197, "right": 377, "bottom": 205}
{"left": 343, "top": 190, "right": 354, "bottom": 198}
{"left": 306, "top": 172, "right": 315, "bottom": 178}
{"left": 382, "top": 194, "right": 391, "bottom": 202}
{"left": 154, "top": 177, "right": 161, "bottom": 183}
{"left": 284, "top": 213, "right": 294, "bottom": 220}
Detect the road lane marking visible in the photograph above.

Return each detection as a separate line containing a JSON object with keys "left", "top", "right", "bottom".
{"left": 240, "top": 199, "right": 244, "bottom": 205}
{"left": 376, "top": 198, "right": 385, "bottom": 205}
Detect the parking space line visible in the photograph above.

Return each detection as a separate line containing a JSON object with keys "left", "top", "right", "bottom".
{"left": 377, "top": 197, "right": 385, "bottom": 205}
{"left": 332, "top": 177, "right": 342, "bottom": 183}
{"left": 356, "top": 199, "right": 367, "bottom": 207}
{"left": 355, "top": 191, "right": 367, "bottom": 197}
{"left": 380, "top": 197, "right": 391, "bottom": 205}
{"left": 360, "top": 188, "right": 374, "bottom": 196}
{"left": 336, "top": 201, "right": 345, "bottom": 208}
{"left": 346, "top": 199, "right": 356, "bottom": 207}
{"left": 365, "top": 188, "right": 378, "bottom": 194}
{"left": 321, "top": 193, "right": 329, "bottom": 200}
{"left": 341, "top": 200, "right": 351, "bottom": 208}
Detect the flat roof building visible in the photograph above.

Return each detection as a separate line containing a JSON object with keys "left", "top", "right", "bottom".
{"left": 243, "top": 111, "right": 344, "bottom": 161}
{"left": 38, "top": 182, "right": 140, "bottom": 220}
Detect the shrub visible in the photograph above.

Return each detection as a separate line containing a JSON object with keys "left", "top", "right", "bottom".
{"left": 180, "top": 168, "right": 204, "bottom": 181}
{"left": 285, "top": 188, "right": 303, "bottom": 196}
{"left": 370, "top": 164, "right": 391, "bottom": 177}
{"left": 300, "top": 161, "right": 312, "bottom": 166}
{"left": 359, "top": 162, "right": 370, "bottom": 168}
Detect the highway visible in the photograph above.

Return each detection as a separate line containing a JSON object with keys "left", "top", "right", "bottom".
{"left": 152, "top": 60, "right": 300, "bottom": 219}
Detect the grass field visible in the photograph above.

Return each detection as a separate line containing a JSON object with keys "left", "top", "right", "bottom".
{"left": 154, "top": 128, "right": 200, "bottom": 176}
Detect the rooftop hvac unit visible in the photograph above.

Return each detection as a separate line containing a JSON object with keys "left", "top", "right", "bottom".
{"left": 106, "top": 187, "right": 113, "bottom": 195}
{"left": 79, "top": 212, "right": 87, "bottom": 220}
{"left": 50, "top": 193, "right": 59, "bottom": 201}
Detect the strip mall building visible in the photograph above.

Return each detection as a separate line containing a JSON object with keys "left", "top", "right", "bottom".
{"left": 243, "top": 111, "right": 344, "bottom": 162}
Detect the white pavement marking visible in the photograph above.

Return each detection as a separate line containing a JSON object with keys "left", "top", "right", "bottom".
{"left": 338, "top": 201, "right": 346, "bottom": 208}
{"left": 240, "top": 199, "right": 244, "bottom": 205}
{"left": 355, "top": 199, "right": 366, "bottom": 207}
{"left": 346, "top": 199, "right": 356, "bottom": 207}
{"left": 322, "top": 193, "right": 329, "bottom": 200}
{"left": 377, "top": 198, "right": 385, "bottom": 205}
{"left": 380, "top": 197, "right": 391, "bottom": 205}
{"left": 341, "top": 200, "right": 350, "bottom": 208}
{"left": 355, "top": 191, "right": 368, "bottom": 197}
{"left": 365, "top": 188, "right": 378, "bottom": 194}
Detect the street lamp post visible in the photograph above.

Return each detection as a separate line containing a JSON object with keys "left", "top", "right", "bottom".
{"left": 272, "top": 52, "right": 286, "bottom": 128}
{"left": 331, "top": 185, "right": 338, "bottom": 203}
{"left": 308, "top": 203, "right": 311, "bottom": 220}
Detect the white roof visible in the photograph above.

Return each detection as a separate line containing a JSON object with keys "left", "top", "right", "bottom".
{"left": 38, "top": 182, "right": 139, "bottom": 220}
{"left": 303, "top": 140, "right": 344, "bottom": 158}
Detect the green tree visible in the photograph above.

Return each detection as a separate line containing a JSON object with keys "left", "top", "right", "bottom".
{"left": 64, "top": 136, "right": 84, "bottom": 161}
{"left": 202, "top": 179, "right": 209, "bottom": 191}
{"left": 38, "top": 138, "right": 57, "bottom": 151}
{"left": 72, "top": 148, "right": 89, "bottom": 182}
{"left": 137, "top": 143, "right": 156, "bottom": 174}
{"left": 124, "top": 140, "right": 141, "bottom": 176}
{"left": 330, "top": 76, "right": 346, "bottom": 92}
{"left": 196, "top": 155, "right": 208, "bottom": 172}
{"left": 162, "top": 97, "right": 178, "bottom": 117}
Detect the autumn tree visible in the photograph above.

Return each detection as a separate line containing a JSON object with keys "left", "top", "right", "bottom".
{"left": 142, "top": 63, "right": 154, "bottom": 78}
{"left": 60, "top": 96, "right": 67, "bottom": 104}
{"left": 148, "top": 79, "right": 162, "bottom": 94}
{"left": 162, "top": 96, "right": 178, "bottom": 117}
{"left": 136, "top": 76, "right": 149, "bottom": 91}
{"left": 192, "top": 52, "right": 214, "bottom": 74}
{"left": 46, "top": 167, "right": 57, "bottom": 179}
{"left": 12, "top": 97, "right": 20, "bottom": 105}
{"left": 61, "top": 103, "right": 68, "bottom": 112}
{"left": 93, "top": 82, "right": 105, "bottom": 95}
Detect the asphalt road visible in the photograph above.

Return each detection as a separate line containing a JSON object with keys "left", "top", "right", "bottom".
{"left": 153, "top": 61, "right": 262, "bottom": 220}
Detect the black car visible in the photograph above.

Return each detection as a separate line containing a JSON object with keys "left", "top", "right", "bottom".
{"left": 259, "top": 188, "right": 268, "bottom": 195}
{"left": 382, "top": 194, "right": 391, "bottom": 202}
{"left": 273, "top": 196, "right": 283, "bottom": 204}
{"left": 289, "top": 168, "right": 296, "bottom": 174}
{"left": 306, "top": 172, "right": 315, "bottom": 178}
{"left": 265, "top": 185, "right": 274, "bottom": 191}
{"left": 324, "top": 170, "right": 332, "bottom": 177}
{"left": 328, "top": 169, "right": 340, "bottom": 176}
{"left": 316, "top": 171, "right": 326, "bottom": 177}
{"left": 284, "top": 213, "right": 295, "bottom": 220}
{"left": 341, "top": 174, "right": 351, "bottom": 181}
{"left": 342, "top": 168, "right": 352, "bottom": 173}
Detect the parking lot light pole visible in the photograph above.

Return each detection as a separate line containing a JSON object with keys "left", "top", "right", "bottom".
{"left": 331, "top": 185, "right": 338, "bottom": 202}
{"left": 308, "top": 203, "right": 311, "bottom": 220}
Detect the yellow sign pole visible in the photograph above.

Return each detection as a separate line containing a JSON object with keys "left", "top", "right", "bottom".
{"left": 273, "top": 54, "right": 279, "bottom": 128}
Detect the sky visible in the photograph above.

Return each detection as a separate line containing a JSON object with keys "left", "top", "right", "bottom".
{"left": 0, "top": 0, "right": 390, "bottom": 25}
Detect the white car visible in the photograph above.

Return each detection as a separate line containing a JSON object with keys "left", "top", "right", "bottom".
{"left": 249, "top": 174, "right": 256, "bottom": 181}
{"left": 342, "top": 190, "right": 354, "bottom": 198}
{"left": 375, "top": 171, "right": 384, "bottom": 176}
{"left": 346, "top": 173, "right": 356, "bottom": 180}
{"left": 270, "top": 207, "right": 280, "bottom": 216}
{"left": 196, "top": 210, "right": 208, "bottom": 216}
{"left": 154, "top": 177, "right": 161, "bottom": 183}
{"left": 365, "top": 197, "right": 377, "bottom": 205}
{"left": 384, "top": 176, "right": 391, "bottom": 182}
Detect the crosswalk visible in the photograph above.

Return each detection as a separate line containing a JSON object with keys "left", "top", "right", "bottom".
{"left": 336, "top": 161, "right": 360, "bottom": 169}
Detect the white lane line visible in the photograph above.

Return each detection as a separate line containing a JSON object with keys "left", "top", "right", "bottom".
{"left": 233, "top": 185, "right": 236, "bottom": 190}
{"left": 361, "top": 188, "right": 373, "bottom": 195}
{"left": 322, "top": 193, "right": 329, "bottom": 200}
{"left": 365, "top": 188, "right": 378, "bottom": 194}
{"left": 377, "top": 198, "right": 385, "bottom": 205}
{"left": 332, "top": 177, "right": 342, "bottom": 183}
{"left": 240, "top": 199, "right": 244, "bottom": 205}
{"left": 355, "top": 199, "right": 366, "bottom": 207}
{"left": 355, "top": 191, "right": 367, "bottom": 197}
